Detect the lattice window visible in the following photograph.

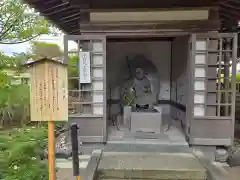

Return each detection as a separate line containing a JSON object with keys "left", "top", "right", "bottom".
{"left": 192, "top": 34, "right": 237, "bottom": 118}
{"left": 67, "top": 39, "right": 105, "bottom": 116}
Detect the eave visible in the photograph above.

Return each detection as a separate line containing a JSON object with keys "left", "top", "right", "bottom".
{"left": 24, "top": 0, "right": 240, "bottom": 34}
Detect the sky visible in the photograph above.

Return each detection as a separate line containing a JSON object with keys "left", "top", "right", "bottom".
{"left": 0, "top": 34, "right": 77, "bottom": 56}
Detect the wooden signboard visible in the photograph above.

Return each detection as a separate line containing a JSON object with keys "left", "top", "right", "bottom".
{"left": 25, "top": 58, "right": 68, "bottom": 122}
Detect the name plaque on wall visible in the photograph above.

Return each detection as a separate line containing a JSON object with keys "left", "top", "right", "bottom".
{"left": 79, "top": 52, "right": 91, "bottom": 84}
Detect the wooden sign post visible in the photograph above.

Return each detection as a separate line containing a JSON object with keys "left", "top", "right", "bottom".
{"left": 25, "top": 58, "right": 68, "bottom": 180}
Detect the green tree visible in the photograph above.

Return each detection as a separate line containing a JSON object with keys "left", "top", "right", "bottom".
{"left": 26, "top": 41, "right": 79, "bottom": 88}
{"left": 0, "top": 0, "right": 56, "bottom": 44}
{"left": 0, "top": 52, "right": 30, "bottom": 127}
{"left": 0, "top": 52, "right": 27, "bottom": 73}
{"left": 28, "top": 41, "right": 63, "bottom": 59}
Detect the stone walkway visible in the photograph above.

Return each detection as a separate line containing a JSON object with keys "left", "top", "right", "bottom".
{"left": 225, "top": 167, "right": 240, "bottom": 180}
{"left": 55, "top": 146, "right": 240, "bottom": 180}
{"left": 53, "top": 127, "right": 240, "bottom": 180}
{"left": 56, "top": 155, "right": 91, "bottom": 180}
{"left": 56, "top": 159, "right": 240, "bottom": 180}
{"left": 98, "top": 152, "right": 206, "bottom": 180}
{"left": 55, "top": 144, "right": 197, "bottom": 180}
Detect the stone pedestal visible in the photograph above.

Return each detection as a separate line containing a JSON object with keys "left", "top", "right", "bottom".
{"left": 130, "top": 107, "right": 162, "bottom": 133}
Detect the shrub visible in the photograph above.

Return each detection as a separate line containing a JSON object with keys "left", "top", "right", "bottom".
{"left": 0, "top": 71, "right": 30, "bottom": 127}
{"left": 0, "top": 126, "right": 48, "bottom": 180}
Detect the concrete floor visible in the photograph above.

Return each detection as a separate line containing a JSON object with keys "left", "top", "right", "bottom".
{"left": 107, "top": 116, "right": 188, "bottom": 146}
{"left": 224, "top": 167, "right": 240, "bottom": 180}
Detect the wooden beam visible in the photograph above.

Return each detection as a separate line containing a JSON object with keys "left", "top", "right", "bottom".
{"left": 26, "top": 0, "right": 61, "bottom": 7}
{"left": 86, "top": 7, "right": 213, "bottom": 13}
{"left": 44, "top": 1, "right": 69, "bottom": 11}
{"left": 43, "top": 8, "right": 78, "bottom": 16}
{"left": 220, "top": 3, "right": 240, "bottom": 17}
{"left": 220, "top": 8, "right": 240, "bottom": 21}
{"left": 24, "top": 0, "right": 237, "bottom": 34}
{"left": 89, "top": 10, "right": 209, "bottom": 22}
{"left": 78, "top": 20, "right": 220, "bottom": 33}
{"left": 107, "top": 37, "right": 174, "bottom": 42}
{"left": 69, "top": 0, "right": 214, "bottom": 9}
{"left": 60, "top": 12, "right": 81, "bottom": 21}
{"left": 208, "top": 7, "right": 220, "bottom": 21}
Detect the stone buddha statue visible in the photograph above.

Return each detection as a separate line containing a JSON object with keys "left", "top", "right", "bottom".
{"left": 133, "top": 68, "right": 155, "bottom": 106}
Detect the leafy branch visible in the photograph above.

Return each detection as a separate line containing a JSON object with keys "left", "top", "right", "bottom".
{"left": 0, "top": 0, "right": 58, "bottom": 44}
{"left": 0, "top": 34, "right": 42, "bottom": 44}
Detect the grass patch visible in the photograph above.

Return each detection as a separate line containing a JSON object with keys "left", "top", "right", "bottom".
{"left": 0, "top": 126, "right": 48, "bottom": 180}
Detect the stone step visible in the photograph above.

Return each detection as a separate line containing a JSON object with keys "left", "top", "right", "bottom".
{"left": 56, "top": 155, "right": 91, "bottom": 169}
{"left": 96, "top": 153, "right": 207, "bottom": 180}
{"left": 56, "top": 155, "right": 91, "bottom": 180}
{"left": 104, "top": 143, "right": 191, "bottom": 153}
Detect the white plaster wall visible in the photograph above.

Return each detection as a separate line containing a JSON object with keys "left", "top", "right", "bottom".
{"left": 107, "top": 41, "right": 171, "bottom": 100}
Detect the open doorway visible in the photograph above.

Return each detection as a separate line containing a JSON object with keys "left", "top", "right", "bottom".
{"left": 106, "top": 35, "right": 189, "bottom": 145}
{"left": 66, "top": 33, "right": 237, "bottom": 146}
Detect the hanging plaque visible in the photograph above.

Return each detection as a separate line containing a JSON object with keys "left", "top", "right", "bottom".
{"left": 79, "top": 52, "right": 91, "bottom": 84}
